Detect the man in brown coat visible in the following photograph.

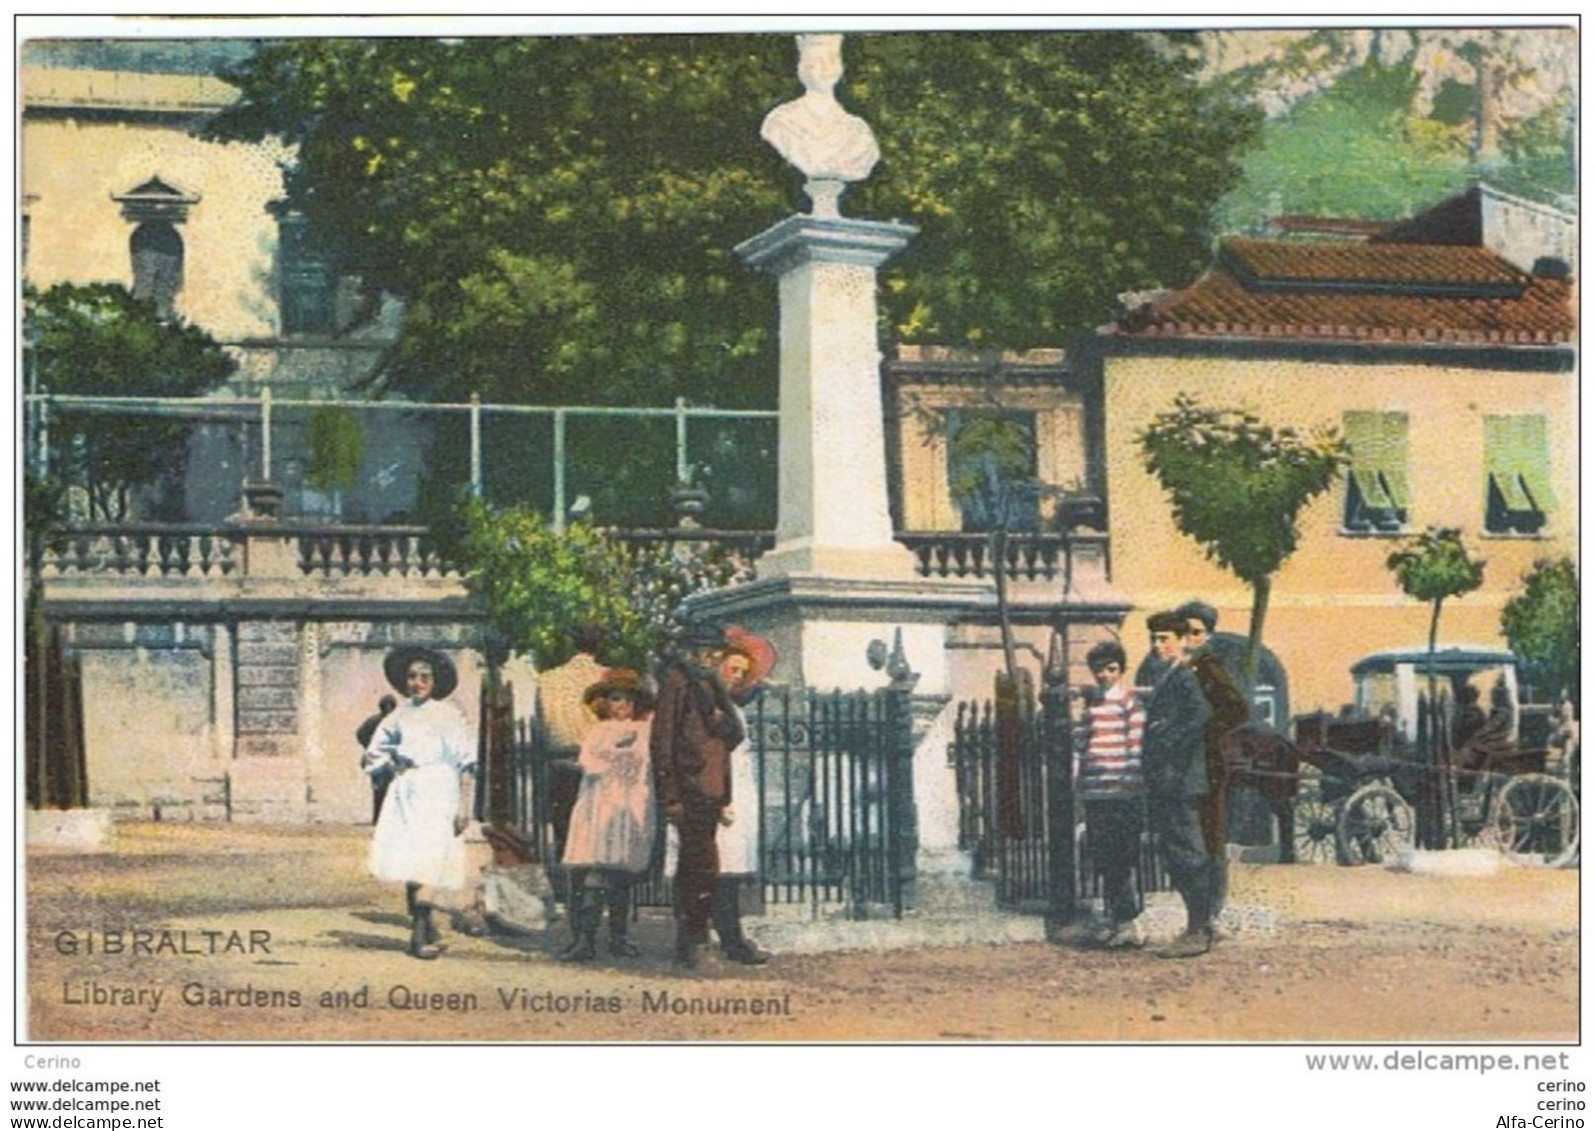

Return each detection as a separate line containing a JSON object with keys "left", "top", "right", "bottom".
{"left": 1175, "top": 600, "right": 1250, "bottom": 932}
{"left": 650, "top": 621, "right": 745, "bottom": 968}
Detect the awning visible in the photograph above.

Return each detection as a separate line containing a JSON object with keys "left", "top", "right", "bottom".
{"left": 1344, "top": 412, "right": 1409, "bottom": 513}
{"left": 1485, "top": 416, "right": 1555, "bottom": 515}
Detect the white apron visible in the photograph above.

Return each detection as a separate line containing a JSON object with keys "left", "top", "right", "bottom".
{"left": 366, "top": 697, "right": 477, "bottom": 891}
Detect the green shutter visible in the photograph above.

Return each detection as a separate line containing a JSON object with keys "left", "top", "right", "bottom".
{"left": 1344, "top": 412, "right": 1409, "bottom": 517}
{"left": 1380, "top": 468, "right": 1412, "bottom": 508}
{"left": 1485, "top": 416, "right": 1555, "bottom": 514}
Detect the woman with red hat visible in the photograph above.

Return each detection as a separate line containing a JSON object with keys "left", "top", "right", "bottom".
{"left": 363, "top": 646, "right": 477, "bottom": 960}
{"left": 711, "top": 625, "right": 778, "bottom": 964}
{"left": 557, "top": 669, "right": 656, "bottom": 961}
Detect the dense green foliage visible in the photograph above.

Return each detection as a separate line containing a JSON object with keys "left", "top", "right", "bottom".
{"left": 24, "top": 283, "right": 236, "bottom": 520}
{"left": 1386, "top": 527, "right": 1486, "bottom": 607}
{"left": 1141, "top": 395, "right": 1347, "bottom": 588}
{"left": 1500, "top": 557, "right": 1578, "bottom": 705}
{"left": 304, "top": 407, "right": 366, "bottom": 492}
{"left": 454, "top": 499, "right": 750, "bottom": 669}
{"left": 207, "top": 32, "right": 1259, "bottom": 407}
{"left": 1140, "top": 394, "right": 1347, "bottom": 677}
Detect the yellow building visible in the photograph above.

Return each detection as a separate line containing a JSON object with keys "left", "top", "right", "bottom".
{"left": 21, "top": 42, "right": 405, "bottom": 524}
{"left": 23, "top": 50, "right": 287, "bottom": 341}
{"left": 1074, "top": 196, "right": 1575, "bottom": 713}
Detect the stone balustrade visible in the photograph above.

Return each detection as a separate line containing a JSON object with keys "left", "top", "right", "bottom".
{"left": 34, "top": 522, "right": 1115, "bottom": 589}
{"left": 38, "top": 527, "right": 238, "bottom": 579}
{"left": 295, "top": 528, "right": 457, "bottom": 579}
{"left": 896, "top": 531, "right": 1110, "bottom": 583}
{"left": 35, "top": 522, "right": 463, "bottom": 583}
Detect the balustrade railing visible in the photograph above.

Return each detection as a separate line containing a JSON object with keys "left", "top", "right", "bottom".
{"left": 898, "top": 531, "right": 1107, "bottom": 581}
{"left": 37, "top": 525, "right": 238, "bottom": 579}
{"left": 295, "top": 526, "right": 457, "bottom": 579}
{"left": 34, "top": 524, "right": 1109, "bottom": 587}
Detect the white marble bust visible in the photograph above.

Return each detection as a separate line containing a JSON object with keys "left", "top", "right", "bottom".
{"left": 760, "top": 34, "right": 880, "bottom": 216}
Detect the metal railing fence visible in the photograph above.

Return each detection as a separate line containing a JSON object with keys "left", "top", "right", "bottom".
{"left": 25, "top": 391, "right": 778, "bottom": 532}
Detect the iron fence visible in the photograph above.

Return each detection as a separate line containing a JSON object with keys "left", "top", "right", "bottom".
{"left": 24, "top": 391, "right": 778, "bottom": 533}
{"left": 504, "top": 682, "right": 913, "bottom": 919}
{"left": 952, "top": 691, "right": 1170, "bottom": 913}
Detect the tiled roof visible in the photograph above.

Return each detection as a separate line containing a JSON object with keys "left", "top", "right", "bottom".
{"left": 1116, "top": 238, "right": 1573, "bottom": 345}
{"left": 1225, "top": 239, "right": 1529, "bottom": 288}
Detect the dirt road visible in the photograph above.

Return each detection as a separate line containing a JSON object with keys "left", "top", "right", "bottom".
{"left": 24, "top": 823, "right": 1578, "bottom": 1042}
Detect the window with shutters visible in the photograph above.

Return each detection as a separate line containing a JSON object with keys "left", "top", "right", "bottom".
{"left": 1483, "top": 415, "right": 1554, "bottom": 535}
{"left": 1341, "top": 411, "right": 1410, "bottom": 534}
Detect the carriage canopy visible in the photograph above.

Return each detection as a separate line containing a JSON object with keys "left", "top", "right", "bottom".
{"left": 1349, "top": 644, "right": 1520, "bottom": 743}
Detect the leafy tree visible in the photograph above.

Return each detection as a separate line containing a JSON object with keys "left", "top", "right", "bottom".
{"left": 1501, "top": 557, "right": 1578, "bottom": 707}
{"left": 206, "top": 32, "right": 1259, "bottom": 407}
{"left": 1385, "top": 525, "right": 1487, "bottom": 757}
{"left": 24, "top": 283, "right": 236, "bottom": 521}
{"left": 304, "top": 407, "right": 365, "bottom": 493}
{"left": 454, "top": 499, "right": 750, "bottom": 671}
{"left": 1139, "top": 393, "right": 1348, "bottom": 682}
{"left": 1491, "top": 93, "right": 1577, "bottom": 201}
{"left": 1386, "top": 527, "right": 1487, "bottom": 679}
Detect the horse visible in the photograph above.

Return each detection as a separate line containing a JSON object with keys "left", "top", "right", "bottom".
{"left": 1222, "top": 714, "right": 1403, "bottom": 863}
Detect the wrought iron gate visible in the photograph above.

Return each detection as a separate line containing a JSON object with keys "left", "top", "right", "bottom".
{"left": 501, "top": 679, "right": 917, "bottom": 919}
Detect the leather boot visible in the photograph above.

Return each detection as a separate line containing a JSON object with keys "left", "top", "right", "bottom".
{"left": 606, "top": 884, "right": 641, "bottom": 957}
{"left": 407, "top": 907, "right": 443, "bottom": 960}
{"left": 711, "top": 878, "right": 770, "bottom": 965}
{"left": 673, "top": 926, "right": 706, "bottom": 970}
{"left": 557, "top": 888, "right": 597, "bottom": 962}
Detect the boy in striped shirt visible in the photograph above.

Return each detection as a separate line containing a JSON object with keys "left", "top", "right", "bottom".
{"left": 1076, "top": 641, "right": 1148, "bottom": 948}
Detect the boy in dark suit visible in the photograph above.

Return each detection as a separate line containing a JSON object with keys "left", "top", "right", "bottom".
{"left": 1141, "top": 611, "right": 1213, "bottom": 958}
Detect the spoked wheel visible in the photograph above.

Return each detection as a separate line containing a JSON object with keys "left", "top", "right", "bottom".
{"left": 1292, "top": 774, "right": 1339, "bottom": 864}
{"left": 1336, "top": 783, "right": 1415, "bottom": 866}
{"left": 1491, "top": 773, "right": 1580, "bottom": 868}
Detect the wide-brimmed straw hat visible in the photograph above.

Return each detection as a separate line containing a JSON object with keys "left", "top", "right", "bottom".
{"left": 582, "top": 668, "right": 654, "bottom": 714}
{"left": 722, "top": 625, "right": 777, "bottom": 689}
{"left": 383, "top": 645, "right": 459, "bottom": 700}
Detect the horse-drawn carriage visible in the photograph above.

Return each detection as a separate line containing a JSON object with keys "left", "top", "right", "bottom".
{"left": 1226, "top": 646, "right": 1579, "bottom": 868}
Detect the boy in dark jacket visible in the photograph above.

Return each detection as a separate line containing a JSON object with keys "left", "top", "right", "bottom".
{"left": 1141, "top": 611, "right": 1213, "bottom": 958}
{"left": 650, "top": 622, "right": 744, "bottom": 969}
{"left": 1174, "top": 600, "right": 1250, "bottom": 931}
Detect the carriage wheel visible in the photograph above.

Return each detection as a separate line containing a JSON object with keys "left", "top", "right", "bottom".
{"left": 1491, "top": 774, "right": 1580, "bottom": 868}
{"left": 1291, "top": 775, "right": 1339, "bottom": 865}
{"left": 1336, "top": 784, "right": 1415, "bottom": 866}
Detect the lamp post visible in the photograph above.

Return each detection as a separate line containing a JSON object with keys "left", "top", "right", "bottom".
{"left": 1044, "top": 493, "right": 1104, "bottom": 933}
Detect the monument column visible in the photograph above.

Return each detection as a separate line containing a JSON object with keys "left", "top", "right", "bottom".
{"left": 695, "top": 33, "right": 983, "bottom": 698}
{"left": 736, "top": 214, "right": 917, "bottom": 578}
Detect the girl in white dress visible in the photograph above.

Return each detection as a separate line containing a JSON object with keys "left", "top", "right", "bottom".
{"left": 558, "top": 670, "right": 655, "bottom": 960}
{"left": 363, "top": 646, "right": 476, "bottom": 960}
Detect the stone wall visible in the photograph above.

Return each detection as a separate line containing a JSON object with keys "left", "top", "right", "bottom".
{"left": 34, "top": 521, "right": 538, "bottom": 825}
